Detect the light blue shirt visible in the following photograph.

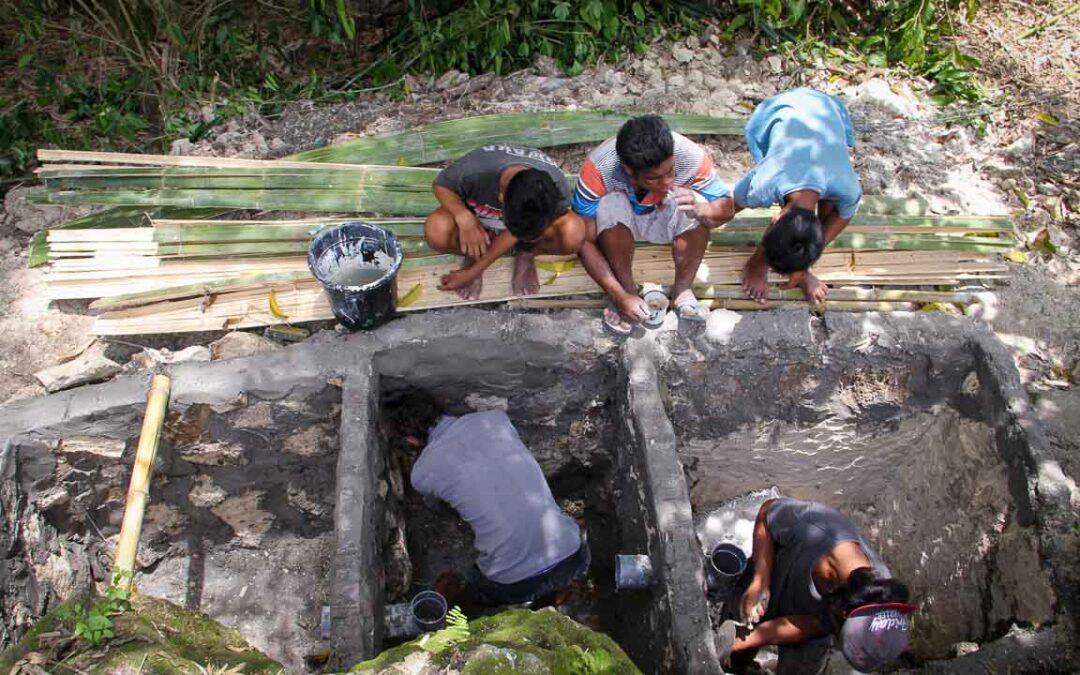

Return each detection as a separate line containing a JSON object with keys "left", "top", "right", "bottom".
{"left": 411, "top": 411, "right": 581, "bottom": 584}
{"left": 734, "top": 88, "right": 862, "bottom": 220}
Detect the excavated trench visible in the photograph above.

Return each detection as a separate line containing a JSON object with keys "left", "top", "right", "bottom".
{"left": 0, "top": 311, "right": 1076, "bottom": 674}
{"left": 363, "top": 341, "right": 657, "bottom": 670}
{"left": 664, "top": 333, "right": 1055, "bottom": 662}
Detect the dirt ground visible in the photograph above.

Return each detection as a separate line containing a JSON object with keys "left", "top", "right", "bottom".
{"left": 0, "top": 5, "right": 1077, "bottom": 467}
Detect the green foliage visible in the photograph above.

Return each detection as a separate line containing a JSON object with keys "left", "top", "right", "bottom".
{"left": 54, "top": 570, "right": 133, "bottom": 647}
{"left": 417, "top": 606, "right": 472, "bottom": 655}
{"left": 718, "top": 0, "right": 984, "bottom": 103}
{"left": 366, "top": 0, "right": 693, "bottom": 83}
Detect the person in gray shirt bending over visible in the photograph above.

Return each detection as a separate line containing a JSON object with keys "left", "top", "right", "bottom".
{"left": 383, "top": 387, "right": 589, "bottom": 607}
{"left": 723, "top": 498, "right": 916, "bottom": 674}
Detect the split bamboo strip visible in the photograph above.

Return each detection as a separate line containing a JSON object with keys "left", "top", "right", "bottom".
{"left": 507, "top": 298, "right": 922, "bottom": 312}
{"left": 89, "top": 271, "right": 315, "bottom": 311}
{"left": 290, "top": 111, "right": 747, "bottom": 165}
{"left": 114, "top": 374, "right": 171, "bottom": 585}
{"left": 90, "top": 249, "right": 1006, "bottom": 334}
{"left": 49, "top": 247, "right": 1007, "bottom": 300}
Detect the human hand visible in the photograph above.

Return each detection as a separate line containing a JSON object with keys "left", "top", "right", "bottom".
{"left": 616, "top": 293, "right": 649, "bottom": 324}
{"left": 455, "top": 211, "right": 489, "bottom": 258}
{"left": 674, "top": 187, "right": 709, "bottom": 222}
{"left": 439, "top": 268, "right": 478, "bottom": 291}
{"left": 741, "top": 580, "right": 770, "bottom": 627}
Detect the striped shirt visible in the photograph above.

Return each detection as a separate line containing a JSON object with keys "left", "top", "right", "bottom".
{"left": 571, "top": 133, "right": 729, "bottom": 218}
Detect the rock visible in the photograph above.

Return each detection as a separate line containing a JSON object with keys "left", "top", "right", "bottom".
{"left": 281, "top": 424, "right": 334, "bottom": 457}
{"left": 34, "top": 347, "right": 121, "bottom": 393}
{"left": 434, "top": 69, "right": 468, "bottom": 90}
{"left": 1000, "top": 178, "right": 1018, "bottom": 193}
{"left": 851, "top": 78, "right": 918, "bottom": 118}
{"left": 704, "top": 75, "right": 725, "bottom": 90}
{"left": 210, "top": 490, "right": 274, "bottom": 547}
{"left": 531, "top": 54, "right": 561, "bottom": 77}
{"left": 539, "top": 77, "right": 570, "bottom": 94}
{"left": 982, "top": 158, "right": 1022, "bottom": 178}
{"left": 686, "top": 69, "right": 705, "bottom": 86}
{"left": 131, "top": 345, "right": 212, "bottom": 368}
{"left": 188, "top": 475, "right": 228, "bottom": 508}
{"left": 352, "top": 608, "right": 637, "bottom": 673}
{"left": 765, "top": 55, "right": 783, "bottom": 74}
{"left": 210, "top": 331, "right": 281, "bottom": 361}
{"left": 34, "top": 486, "right": 70, "bottom": 511}
{"left": 268, "top": 137, "right": 288, "bottom": 155}
{"left": 1031, "top": 208, "right": 1053, "bottom": 229}
{"left": 170, "top": 138, "right": 195, "bottom": 156}
{"left": 672, "top": 44, "right": 695, "bottom": 64}
{"left": 464, "top": 644, "right": 550, "bottom": 674}
{"left": 179, "top": 440, "right": 248, "bottom": 466}
{"left": 2, "top": 186, "right": 94, "bottom": 235}
{"left": 668, "top": 74, "right": 687, "bottom": 89}
{"left": 709, "top": 89, "right": 739, "bottom": 108}
{"left": 1005, "top": 133, "right": 1035, "bottom": 158}
{"left": 56, "top": 436, "right": 126, "bottom": 458}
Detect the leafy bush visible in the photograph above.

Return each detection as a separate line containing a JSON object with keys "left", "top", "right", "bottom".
{"left": 714, "top": 0, "right": 984, "bottom": 102}
{"left": 366, "top": 0, "right": 694, "bottom": 82}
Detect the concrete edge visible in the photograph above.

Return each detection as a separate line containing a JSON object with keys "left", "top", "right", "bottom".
{"left": 623, "top": 337, "right": 720, "bottom": 675}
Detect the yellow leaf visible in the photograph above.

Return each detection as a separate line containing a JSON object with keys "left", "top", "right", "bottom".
{"left": 535, "top": 259, "right": 577, "bottom": 273}
{"left": 398, "top": 282, "right": 423, "bottom": 307}
{"left": 398, "top": 156, "right": 409, "bottom": 167}
{"left": 1006, "top": 250, "right": 1029, "bottom": 264}
{"left": 268, "top": 289, "right": 289, "bottom": 320}
{"left": 920, "top": 302, "right": 959, "bottom": 314}
{"left": 1036, "top": 112, "right": 1060, "bottom": 126}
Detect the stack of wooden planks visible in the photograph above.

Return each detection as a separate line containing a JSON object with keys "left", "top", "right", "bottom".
{"left": 28, "top": 112, "right": 1017, "bottom": 336}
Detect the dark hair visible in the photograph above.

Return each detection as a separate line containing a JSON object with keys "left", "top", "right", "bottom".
{"left": 762, "top": 207, "right": 825, "bottom": 273}
{"left": 503, "top": 168, "right": 566, "bottom": 241}
{"left": 825, "top": 567, "right": 911, "bottom": 619}
{"left": 615, "top": 115, "right": 674, "bottom": 171}
{"left": 381, "top": 386, "right": 444, "bottom": 444}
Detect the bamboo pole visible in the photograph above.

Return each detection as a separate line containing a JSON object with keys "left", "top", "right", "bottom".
{"left": 114, "top": 374, "right": 171, "bottom": 586}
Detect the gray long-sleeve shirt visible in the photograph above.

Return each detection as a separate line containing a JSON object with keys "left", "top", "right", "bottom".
{"left": 410, "top": 411, "right": 581, "bottom": 584}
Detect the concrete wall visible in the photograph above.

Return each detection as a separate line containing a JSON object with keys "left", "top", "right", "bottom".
{"left": 1, "top": 309, "right": 1075, "bottom": 672}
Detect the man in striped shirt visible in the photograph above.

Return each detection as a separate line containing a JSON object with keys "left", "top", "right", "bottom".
{"left": 573, "top": 116, "right": 734, "bottom": 334}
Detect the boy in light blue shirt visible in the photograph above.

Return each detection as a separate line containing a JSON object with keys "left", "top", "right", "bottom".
{"left": 733, "top": 88, "right": 862, "bottom": 304}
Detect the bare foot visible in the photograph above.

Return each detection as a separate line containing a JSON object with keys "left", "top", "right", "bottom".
{"left": 439, "top": 266, "right": 484, "bottom": 300}
{"left": 784, "top": 271, "right": 828, "bottom": 304}
{"left": 512, "top": 252, "right": 540, "bottom": 296}
{"left": 459, "top": 273, "right": 483, "bottom": 301}
{"left": 741, "top": 255, "right": 770, "bottom": 303}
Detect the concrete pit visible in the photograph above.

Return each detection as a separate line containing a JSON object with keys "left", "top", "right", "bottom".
{"left": 1, "top": 387, "right": 342, "bottom": 672}
{"left": 1, "top": 311, "right": 1076, "bottom": 673}
{"left": 359, "top": 340, "right": 667, "bottom": 670}
{"left": 653, "top": 312, "right": 1078, "bottom": 672}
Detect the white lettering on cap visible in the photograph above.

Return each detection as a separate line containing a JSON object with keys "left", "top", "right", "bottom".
{"left": 868, "top": 609, "right": 907, "bottom": 633}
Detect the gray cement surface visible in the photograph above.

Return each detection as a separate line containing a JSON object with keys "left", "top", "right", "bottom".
{"left": 1, "top": 309, "right": 1076, "bottom": 673}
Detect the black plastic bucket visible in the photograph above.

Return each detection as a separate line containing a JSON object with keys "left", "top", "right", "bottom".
{"left": 308, "top": 222, "right": 404, "bottom": 331}
{"left": 705, "top": 542, "right": 748, "bottom": 598}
